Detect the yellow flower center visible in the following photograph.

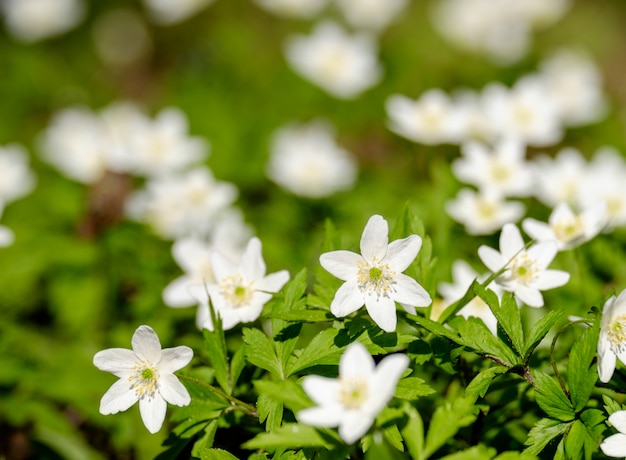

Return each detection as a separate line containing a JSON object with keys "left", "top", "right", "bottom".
{"left": 505, "top": 252, "right": 538, "bottom": 284}
{"left": 608, "top": 315, "right": 626, "bottom": 354}
{"left": 489, "top": 161, "right": 512, "bottom": 184}
{"left": 338, "top": 377, "right": 369, "bottom": 410}
{"left": 129, "top": 363, "right": 159, "bottom": 400}
{"left": 357, "top": 257, "right": 396, "bottom": 298}
{"left": 553, "top": 215, "right": 584, "bottom": 244}
{"left": 219, "top": 274, "right": 253, "bottom": 308}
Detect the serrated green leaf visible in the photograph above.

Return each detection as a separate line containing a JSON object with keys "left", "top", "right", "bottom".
{"left": 203, "top": 328, "right": 231, "bottom": 393}
{"left": 438, "top": 445, "right": 496, "bottom": 460}
{"left": 230, "top": 346, "right": 246, "bottom": 389}
{"left": 423, "top": 397, "right": 478, "bottom": 458}
{"left": 455, "top": 316, "right": 519, "bottom": 366}
{"left": 191, "top": 420, "right": 219, "bottom": 457}
{"left": 476, "top": 287, "right": 524, "bottom": 357}
{"left": 409, "top": 313, "right": 462, "bottom": 343}
{"left": 407, "top": 337, "right": 432, "bottom": 364}
{"left": 394, "top": 377, "right": 436, "bottom": 400}
{"left": 257, "top": 393, "right": 283, "bottom": 432}
{"left": 243, "top": 327, "right": 282, "bottom": 378}
{"left": 525, "top": 309, "right": 564, "bottom": 360}
{"left": 495, "top": 452, "right": 538, "bottom": 459}
{"left": 400, "top": 404, "right": 424, "bottom": 460}
{"left": 567, "top": 319, "right": 600, "bottom": 412}
{"left": 524, "top": 418, "right": 571, "bottom": 456}
{"left": 465, "top": 366, "right": 508, "bottom": 402}
{"left": 564, "top": 420, "right": 585, "bottom": 460}
{"left": 196, "top": 448, "right": 240, "bottom": 460}
{"left": 242, "top": 424, "right": 336, "bottom": 450}
{"left": 270, "top": 309, "right": 332, "bottom": 323}
{"left": 287, "top": 327, "right": 342, "bottom": 376}
{"left": 533, "top": 371, "right": 574, "bottom": 421}
{"left": 253, "top": 379, "right": 313, "bottom": 413}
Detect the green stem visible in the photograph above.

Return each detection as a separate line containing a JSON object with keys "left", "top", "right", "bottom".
{"left": 178, "top": 374, "right": 258, "bottom": 418}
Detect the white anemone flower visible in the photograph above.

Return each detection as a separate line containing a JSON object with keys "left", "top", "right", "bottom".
{"left": 93, "top": 325, "right": 193, "bottom": 434}
{"left": 598, "top": 290, "right": 626, "bottom": 383}
{"left": 2, "top": 0, "right": 85, "bottom": 43}
{"left": 297, "top": 342, "right": 408, "bottom": 444}
{"left": 522, "top": 202, "right": 607, "bottom": 251}
{"left": 0, "top": 145, "right": 36, "bottom": 204}
{"left": 319, "top": 214, "right": 431, "bottom": 332}
{"left": 478, "top": 223, "right": 569, "bottom": 307}
{"left": 284, "top": 21, "right": 382, "bottom": 99}
{"left": 189, "top": 237, "right": 290, "bottom": 331}
{"left": 445, "top": 188, "right": 525, "bottom": 235}
{"left": 601, "top": 410, "right": 626, "bottom": 457}
{"left": 336, "top": 0, "right": 408, "bottom": 32}
{"left": 142, "top": 0, "right": 214, "bottom": 25}
{"left": 531, "top": 147, "right": 588, "bottom": 208}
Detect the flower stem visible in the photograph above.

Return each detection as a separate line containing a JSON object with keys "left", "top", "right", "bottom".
{"left": 178, "top": 374, "right": 258, "bottom": 418}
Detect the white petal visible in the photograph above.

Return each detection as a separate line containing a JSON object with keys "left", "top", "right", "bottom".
{"left": 549, "top": 203, "right": 575, "bottom": 225}
{"left": 241, "top": 237, "right": 266, "bottom": 281}
{"left": 360, "top": 215, "right": 388, "bottom": 261}
{"left": 158, "top": 373, "right": 191, "bottom": 406}
{"left": 297, "top": 406, "right": 343, "bottom": 428}
{"left": 533, "top": 270, "right": 570, "bottom": 290}
{"left": 210, "top": 250, "right": 237, "bottom": 281}
{"left": 522, "top": 218, "right": 555, "bottom": 242}
{"left": 515, "top": 286, "right": 544, "bottom": 307}
{"left": 256, "top": 270, "right": 290, "bottom": 293}
{"left": 172, "top": 238, "right": 209, "bottom": 273}
{"left": 609, "top": 411, "right": 626, "bottom": 434}
{"left": 340, "top": 342, "right": 374, "bottom": 379}
{"left": 196, "top": 301, "right": 213, "bottom": 331}
{"left": 0, "top": 226, "right": 14, "bottom": 247}
{"left": 330, "top": 280, "right": 365, "bottom": 317}
{"left": 320, "top": 250, "right": 362, "bottom": 280}
{"left": 162, "top": 276, "right": 196, "bottom": 308}
{"left": 384, "top": 235, "right": 422, "bottom": 272}
{"left": 339, "top": 410, "right": 374, "bottom": 444}
{"left": 159, "top": 346, "right": 194, "bottom": 373}
{"left": 393, "top": 274, "right": 432, "bottom": 307}
{"left": 478, "top": 246, "right": 503, "bottom": 273}
{"left": 99, "top": 379, "right": 138, "bottom": 415}
{"left": 132, "top": 326, "right": 162, "bottom": 363}
{"left": 93, "top": 348, "right": 138, "bottom": 377}
{"left": 139, "top": 395, "right": 168, "bottom": 434}
{"left": 527, "top": 241, "right": 557, "bottom": 268}
{"left": 598, "top": 338, "right": 617, "bottom": 383}
{"left": 364, "top": 294, "right": 397, "bottom": 332}
{"left": 367, "top": 354, "right": 409, "bottom": 414}
{"left": 600, "top": 433, "right": 626, "bottom": 457}
{"left": 302, "top": 375, "right": 341, "bottom": 406}
{"left": 500, "top": 224, "right": 524, "bottom": 258}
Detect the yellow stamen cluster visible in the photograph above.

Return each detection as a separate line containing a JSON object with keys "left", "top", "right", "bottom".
{"left": 338, "top": 377, "right": 369, "bottom": 410}
{"left": 608, "top": 315, "right": 626, "bottom": 354}
{"left": 506, "top": 252, "right": 539, "bottom": 285}
{"left": 129, "top": 363, "right": 159, "bottom": 400}
{"left": 553, "top": 215, "right": 584, "bottom": 244}
{"left": 219, "top": 274, "right": 253, "bottom": 308}
{"left": 356, "top": 257, "right": 395, "bottom": 298}
{"left": 489, "top": 161, "right": 512, "bottom": 184}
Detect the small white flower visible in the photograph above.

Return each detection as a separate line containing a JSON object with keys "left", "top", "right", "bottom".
{"left": 478, "top": 223, "right": 570, "bottom": 307}
{"left": 445, "top": 188, "right": 525, "bottom": 235}
{"left": 285, "top": 21, "right": 382, "bottom": 99}
{"left": 320, "top": 215, "right": 431, "bottom": 332}
{"left": 143, "top": 0, "right": 214, "bottom": 25}
{"left": 266, "top": 120, "right": 357, "bottom": 198}
{"left": 297, "top": 342, "right": 408, "bottom": 444}
{"left": 336, "top": 0, "right": 407, "bottom": 32}
{"left": 93, "top": 325, "right": 193, "bottom": 434}
{"left": 0, "top": 203, "right": 15, "bottom": 248}
{"left": 438, "top": 260, "right": 499, "bottom": 335}
{"left": 253, "top": 0, "right": 329, "bottom": 18}
{"left": 0, "top": 144, "right": 36, "bottom": 204}
{"left": 1, "top": 0, "right": 85, "bottom": 42}
{"left": 601, "top": 410, "right": 626, "bottom": 457}
{"left": 531, "top": 147, "right": 588, "bottom": 208}
{"left": 522, "top": 202, "right": 607, "bottom": 251}
{"left": 386, "top": 90, "right": 463, "bottom": 145}
{"left": 598, "top": 290, "right": 626, "bottom": 383}
{"left": 189, "top": 237, "right": 290, "bottom": 331}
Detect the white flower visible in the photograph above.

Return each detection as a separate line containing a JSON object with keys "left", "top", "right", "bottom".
{"left": 266, "top": 121, "right": 357, "bottom": 198}
{"left": 445, "top": 188, "right": 525, "bottom": 235}
{"left": 598, "top": 290, "right": 626, "bottom": 383}
{"left": 0, "top": 144, "right": 36, "bottom": 204}
{"left": 93, "top": 325, "right": 193, "bottom": 434}
{"left": 0, "top": 203, "right": 15, "bottom": 248}
{"left": 320, "top": 215, "right": 431, "bottom": 332}
{"left": 336, "top": 0, "right": 407, "bottom": 32}
{"left": 601, "top": 410, "right": 626, "bottom": 457}
{"left": 1, "top": 0, "right": 85, "bottom": 42}
{"left": 386, "top": 90, "right": 463, "bottom": 145}
{"left": 253, "top": 0, "right": 329, "bottom": 18}
{"left": 284, "top": 21, "right": 382, "bottom": 99}
{"left": 189, "top": 237, "right": 290, "bottom": 331}
{"left": 478, "top": 223, "right": 569, "bottom": 307}
{"left": 531, "top": 147, "right": 588, "bottom": 208}
{"left": 143, "top": 0, "right": 214, "bottom": 25}
{"left": 297, "top": 342, "right": 408, "bottom": 444}
{"left": 452, "top": 139, "right": 533, "bottom": 197}
{"left": 438, "top": 260, "right": 499, "bottom": 335}
{"left": 522, "top": 202, "right": 607, "bottom": 251}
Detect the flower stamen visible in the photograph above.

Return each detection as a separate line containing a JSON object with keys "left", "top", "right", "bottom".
{"left": 129, "top": 362, "right": 159, "bottom": 400}
{"left": 608, "top": 315, "right": 626, "bottom": 354}
{"left": 338, "top": 377, "right": 368, "bottom": 410}
{"left": 357, "top": 257, "right": 396, "bottom": 298}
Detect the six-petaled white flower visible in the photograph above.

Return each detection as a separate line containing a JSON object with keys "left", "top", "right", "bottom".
{"left": 601, "top": 410, "right": 626, "bottom": 458}
{"left": 598, "top": 289, "right": 626, "bottom": 383}
{"left": 478, "top": 223, "right": 570, "bottom": 307}
{"left": 320, "top": 214, "right": 431, "bottom": 332}
{"left": 297, "top": 342, "right": 408, "bottom": 444}
{"left": 93, "top": 325, "right": 193, "bottom": 434}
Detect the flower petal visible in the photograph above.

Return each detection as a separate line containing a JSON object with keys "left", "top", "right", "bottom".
{"left": 478, "top": 246, "right": 503, "bottom": 273}
{"left": 256, "top": 270, "right": 290, "bottom": 293}
{"left": 339, "top": 410, "right": 374, "bottom": 444}
{"left": 302, "top": 375, "right": 341, "bottom": 406}
{"left": 99, "top": 379, "right": 138, "bottom": 415}
{"left": 367, "top": 354, "right": 409, "bottom": 414}
{"left": 297, "top": 406, "right": 343, "bottom": 428}
{"left": 609, "top": 411, "right": 626, "bottom": 434}
{"left": 158, "top": 373, "right": 191, "bottom": 406}
{"left": 598, "top": 337, "right": 616, "bottom": 383}
{"left": 159, "top": 346, "right": 194, "bottom": 373}
{"left": 384, "top": 235, "right": 421, "bottom": 272}
{"left": 320, "top": 250, "right": 362, "bottom": 280}
{"left": 600, "top": 432, "right": 626, "bottom": 457}
{"left": 364, "top": 294, "right": 397, "bottom": 332}
{"left": 132, "top": 326, "right": 162, "bottom": 363}
{"left": 94, "top": 348, "right": 138, "bottom": 378}
{"left": 500, "top": 223, "right": 524, "bottom": 259}
{"left": 533, "top": 270, "right": 570, "bottom": 290}
{"left": 393, "top": 274, "right": 432, "bottom": 307}
{"left": 162, "top": 276, "right": 196, "bottom": 308}
{"left": 522, "top": 218, "right": 555, "bottom": 242}
{"left": 139, "top": 395, "right": 168, "bottom": 434}
{"left": 360, "top": 215, "right": 388, "bottom": 261}
{"left": 330, "top": 280, "right": 365, "bottom": 317}
{"left": 527, "top": 241, "right": 558, "bottom": 268}
{"left": 340, "top": 342, "right": 374, "bottom": 379}
{"left": 241, "top": 237, "right": 266, "bottom": 281}
{"left": 514, "top": 286, "right": 543, "bottom": 307}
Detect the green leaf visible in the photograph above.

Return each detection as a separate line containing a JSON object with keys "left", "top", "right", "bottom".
{"left": 409, "top": 313, "right": 462, "bottom": 343}
{"left": 524, "top": 418, "right": 571, "bottom": 456}
{"left": 203, "top": 328, "right": 231, "bottom": 393}
{"left": 196, "top": 448, "right": 240, "bottom": 460}
{"left": 454, "top": 316, "right": 519, "bottom": 366}
{"left": 253, "top": 379, "right": 313, "bottom": 413}
{"left": 476, "top": 287, "right": 524, "bottom": 357}
{"left": 438, "top": 445, "right": 496, "bottom": 460}
{"left": 400, "top": 404, "right": 424, "bottom": 460}
{"left": 407, "top": 338, "right": 432, "bottom": 364}
{"left": 394, "top": 377, "right": 436, "bottom": 400}
{"left": 532, "top": 371, "right": 575, "bottom": 422}
{"left": 257, "top": 393, "right": 284, "bottom": 432}
{"left": 287, "top": 327, "right": 342, "bottom": 376}
{"left": 270, "top": 309, "right": 333, "bottom": 323}
{"left": 364, "top": 434, "right": 404, "bottom": 460}
{"left": 230, "top": 345, "right": 246, "bottom": 389}
{"left": 423, "top": 397, "right": 479, "bottom": 458}
{"left": 567, "top": 319, "right": 600, "bottom": 412}
{"left": 495, "top": 452, "right": 538, "bottom": 459}
{"left": 243, "top": 327, "right": 282, "bottom": 378}
{"left": 524, "top": 309, "right": 564, "bottom": 360}
{"left": 242, "top": 424, "right": 337, "bottom": 450}
{"left": 564, "top": 420, "right": 585, "bottom": 460}
{"left": 465, "top": 366, "right": 508, "bottom": 402}
{"left": 191, "top": 420, "right": 219, "bottom": 457}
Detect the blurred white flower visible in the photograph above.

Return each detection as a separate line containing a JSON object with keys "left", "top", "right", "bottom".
{"left": 285, "top": 21, "right": 382, "bottom": 99}
{"left": 452, "top": 90, "right": 494, "bottom": 143}
{"left": 297, "top": 342, "right": 408, "bottom": 444}
{"left": 253, "top": 0, "right": 329, "bottom": 18}
{"left": 189, "top": 237, "right": 290, "bottom": 331}
{"left": 598, "top": 289, "right": 626, "bottom": 383}
{"left": 478, "top": 223, "right": 569, "bottom": 307}
{"left": 452, "top": 139, "right": 533, "bottom": 197}
{"left": 319, "top": 214, "right": 431, "bottom": 332}
{"left": 0, "top": 144, "right": 36, "bottom": 204}
{"left": 126, "top": 167, "right": 238, "bottom": 240}
{"left": 1, "top": 0, "right": 85, "bottom": 42}
{"left": 93, "top": 325, "right": 193, "bottom": 434}
{"left": 518, "top": 0, "right": 571, "bottom": 28}
{"left": 522, "top": 202, "right": 607, "bottom": 251}
{"left": 446, "top": 188, "right": 525, "bottom": 235}
{"left": 0, "top": 203, "right": 15, "bottom": 248}
{"left": 266, "top": 121, "right": 357, "bottom": 198}
{"left": 438, "top": 260, "right": 499, "bottom": 335}
{"left": 600, "top": 411, "right": 626, "bottom": 457}
{"left": 531, "top": 147, "right": 588, "bottom": 208}
{"left": 336, "top": 0, "right": 407, "bottom": 32}
{"left": 143, "top": 0, "right": 214, "bottom": 25}
{"left": 386, "top": 90, "right": 463, "bottom": 145}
